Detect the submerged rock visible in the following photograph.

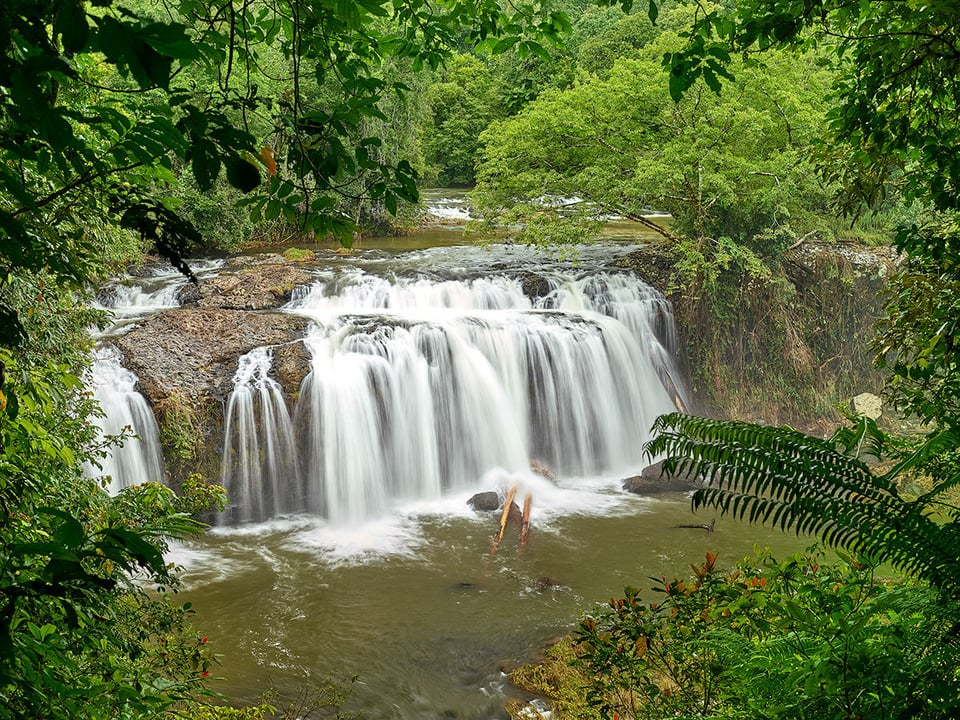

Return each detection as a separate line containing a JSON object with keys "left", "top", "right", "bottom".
{"left": 467, "top": 492, "right": 501, "bottom": 512}
{"left": 622, "top": 459, "right": 702, "bottom": 494}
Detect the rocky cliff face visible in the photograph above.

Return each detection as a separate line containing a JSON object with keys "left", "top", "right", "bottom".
{"left": 611, "top": 238, "right": 898, "bottom": 430}
{"left": 108, "top": 259, "right": 314, "bottom": 485}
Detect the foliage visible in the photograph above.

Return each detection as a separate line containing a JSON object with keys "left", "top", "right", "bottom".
{"left": 179, "top": 701, "right": 277, "bottom": 720}
{"left": 645, "top": 0, "right": 960, "bottom": 550}
{"left": 2, "top": 0, "right": 634, "bottom": 337}
{"left": 420, "top": 54, "right": 502, "bottom": 186}
{"left": 158, "top": 390, "right": 207, "bottom": 463}
{"left": 474, "top": 5, "right": 834, "bottom": 248}
{"left": 507, "top": 638, "right": 600, "bottom": 720}
{"left": 0, "top": 347, "right": 217, "bottom": 718}
{"left": 646, "top": 413, "right": 960, "bottom": 595}
{"left": 661, "top": 0, "right": 960, "bottom": 217}
{"left": 575, "top": 549, "right": 960, "bottom": 720}
{"left": 875, "top": 218, "right": 960, "bottom": 432}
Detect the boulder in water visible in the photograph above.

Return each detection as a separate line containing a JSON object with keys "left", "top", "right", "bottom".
{"left": 467, "top": 492, "right": 501, "bottom": 512}
{"left": 622, "top": 459, "right": 702, "bottom": 494}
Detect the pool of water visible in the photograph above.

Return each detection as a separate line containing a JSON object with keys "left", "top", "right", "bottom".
{"left": 175, "top": 484, "right": 805, "bottom": 719}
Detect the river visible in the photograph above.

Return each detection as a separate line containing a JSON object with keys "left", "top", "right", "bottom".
{"left": 93, "top": 193, "right": 804, "bottom": 718}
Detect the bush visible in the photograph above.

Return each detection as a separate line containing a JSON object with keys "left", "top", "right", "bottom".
{"left": 572, "top": 549, "right": 960, "bottom": 720}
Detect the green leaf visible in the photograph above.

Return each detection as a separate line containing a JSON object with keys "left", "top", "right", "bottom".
{"left": 225, "top": 156, "right": 260, "bottom": 193}
{"left": 703, "top": 66, "right": 721, "bottom": 94}
{"left": 492, "top": 36, "right": 520, "bottom": 54}
{"left": 647, "top": 0, "right": 659, "bottom": 25}
{"left": 189, "top": 138, "right": 221, "bottom": 191}
{"left": 56, "top": 0, "right": 90, "bottom": 54}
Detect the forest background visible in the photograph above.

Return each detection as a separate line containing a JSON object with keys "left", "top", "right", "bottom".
{"left": 1, "top": 0, "right": 959, "bottom": 718}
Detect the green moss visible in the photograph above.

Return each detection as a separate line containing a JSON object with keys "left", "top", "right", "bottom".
{"left": 281, "top": 247, "right": 315, "bottom": 262}
{"left": 177, "top": 702, "right": 276, "bottom": 720}
{"left": 158, "top": 391, "right": 206, "bottom": 463}
{"left": 507, "top": 638, "right": 600, "bottom": 720}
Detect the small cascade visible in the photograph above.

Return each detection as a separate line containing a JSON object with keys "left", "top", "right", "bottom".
{"left": 87, "top": 347, "right": 165, "bottom": 493}
{"left": 221, "top": 266, "right": 687, "bottom": 525}
{"left": 94, "top": 259, "right": 223, "bottom": 335}
{"left": 221, "top": 347, "right": 299, "bottom": 524}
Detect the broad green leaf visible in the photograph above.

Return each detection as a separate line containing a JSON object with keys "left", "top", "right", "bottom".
{"left": 225, "top": 156, "right": 260, "bottom": 193}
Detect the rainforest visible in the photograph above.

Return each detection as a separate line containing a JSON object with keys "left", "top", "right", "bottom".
{"left": 1, "top": 1, "right": 959, "bottom": 719}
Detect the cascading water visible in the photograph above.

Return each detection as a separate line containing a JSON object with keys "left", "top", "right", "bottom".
{"left": 221, "top": 262, "right": 686, "bottom": 525}
{"left": 86, "top": 346, "right": 165, "bottom": 493}
{"left": 88, "top": 259, "right": 223, "bottom": 491}
{"left": 221, "top": 347, "right": 300, "bottom": 524}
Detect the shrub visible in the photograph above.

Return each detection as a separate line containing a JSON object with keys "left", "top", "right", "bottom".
{"left": 573, "top": 549, "right": 960, "bottom": 720}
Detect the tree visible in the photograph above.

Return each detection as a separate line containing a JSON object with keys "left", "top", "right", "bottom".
{"left": 2, "top": 0, "right": 628, "bottom": 339}
{"left": 647, "top": 0, "right": 960, "bottom": 590}
{"left": 474, "top": 5, "right": 833, "bottom": 262}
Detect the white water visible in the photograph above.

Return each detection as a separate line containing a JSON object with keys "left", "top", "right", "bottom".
{"left": 221, "top": 347, "right": 300, "bottom": 523}
{"left": 86, "top": 346, "right": 165, "bottom": 493}
{"left": 220, "top": 265, "right": 684, "bottom": 525}
{"left": 87, "top": 261, "right": 224, "bottom": 491}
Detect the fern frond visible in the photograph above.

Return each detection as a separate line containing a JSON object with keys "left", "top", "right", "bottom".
{"left": 645, "top": 414, "right": 960, "bottom": 594}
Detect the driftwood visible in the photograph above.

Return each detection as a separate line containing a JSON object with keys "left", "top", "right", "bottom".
{"left": 675, "top": 518, "right": 716, "bottom": 534}
{"left": 490, "top": 484, "right": 518, "bottom": 555}
{"left": 519, "top": 493, "right": 532, "bottom": 548}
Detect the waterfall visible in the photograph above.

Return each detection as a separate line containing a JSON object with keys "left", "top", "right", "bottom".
{"left": 87, "top": 347, "right": 165, "bottom": 493}
{"left": 87, "top": 261, "right": 224, "bottom": 490}
{"left": 221, "top": 347, "right": 300, "bottom": 524}
{"left": 222, "top": 267, "right": 685, "bottom": 524}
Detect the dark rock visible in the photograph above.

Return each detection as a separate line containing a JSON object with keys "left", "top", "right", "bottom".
{"left": 112, "top": 307, "right": 311, "bottom": 404}
{"left": 610, "top": 241, "right": 680, "bottom": 299}
{"left": 519, "top": 272, "right": 552, "bottom": 300}
{"left": 622, "top": 459, "right": 702, "bottom": 494}
{"left": 467, "top": 491, "right": 501, "bottom": 512}
{"left": 193, "top": 263, "right": 313, "bottom": 310}
{"left": 534, "top": 576, "right": 562, "bottom": 592}
{"left": 177, "top": 281, "right": 201, "bottom": 305}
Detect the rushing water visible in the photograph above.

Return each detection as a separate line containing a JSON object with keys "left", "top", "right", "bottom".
{"left": 90, "top": 204, "right": 803, "bottom": 718}
{"left": 173, "top": 498, "right": 802, "bottom": 720}
{"left": 86, "top": 346, "right": 166, "bottom": 493}
{"left": 220, "top": 260, "right": 683, "bottom": 526}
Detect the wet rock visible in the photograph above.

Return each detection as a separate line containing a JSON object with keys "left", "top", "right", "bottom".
{"left": 519, "top": 271, "right": 552, "bottom": 300}
{"left": 622, "top": 459, "right": 702, "bottom": 494}
{"left": 467, "top": 491, "right": 501, "bottom": 512}
{"left": 112, "top": 307, "right": 311, "bottom": 404}
{"left": 273, "top": 340, "right": 311, "bottom": 398}
{"left": 192, "top": 263, "right": 313, "bottom": 310}
{"left": 534, "top": 576, "right": 562, "bottom": 592}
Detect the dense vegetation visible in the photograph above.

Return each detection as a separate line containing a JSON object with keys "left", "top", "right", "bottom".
{"left": 3, "top": 0, "right": 960, "bottom": 717}
{"left": 509, "top": 1, "right": 960, "bottom": 718}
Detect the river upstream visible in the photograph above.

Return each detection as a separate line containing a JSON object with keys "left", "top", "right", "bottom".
{"left": 93, "top": 193, "right": 803, "bottom": 718}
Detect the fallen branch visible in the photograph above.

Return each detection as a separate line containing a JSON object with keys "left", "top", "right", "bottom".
{"left": 519, "top": 493, "right": 532, "bottom": 548}
{"left": 675, "top": 518, "right": 716, "bottom": 534}
{"left": 490, "top": 484, "right": 518, "bottom": 555}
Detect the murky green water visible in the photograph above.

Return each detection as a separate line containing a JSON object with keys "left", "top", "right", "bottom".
{"left": 177, "top": 491, "right": 805, "bottom": 719}
{"left": 175, "top": 208, "right": 800, "bottom": 718}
